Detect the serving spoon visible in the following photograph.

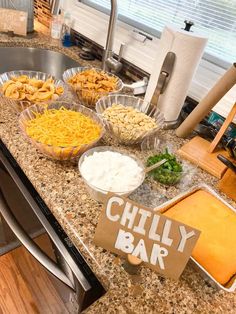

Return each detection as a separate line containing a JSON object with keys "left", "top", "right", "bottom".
{"left": 145, "top": 158, "right": 167, "bottom": 174}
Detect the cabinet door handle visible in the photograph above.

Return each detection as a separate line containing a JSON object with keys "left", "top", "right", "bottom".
{"left": 0, "top": 188, "right": 75, "bottom": 290}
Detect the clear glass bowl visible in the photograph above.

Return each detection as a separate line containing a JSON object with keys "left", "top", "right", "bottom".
{"left": 19, "top": 101, "right": 105, "bottom": 161}
{"left": 78, "top": 146, "right": 145, "bottom": 203}
{"left": 141, "top": 134, "right": 197, "bottom": 187}
{"left": 96, "top": 94, "right": 165, "bottom": 145}
{"left": 0, "top": 70, "right": 70, "bottom": 113}
{"left": 62, "top": 66, "right": 123, "bottom": 109}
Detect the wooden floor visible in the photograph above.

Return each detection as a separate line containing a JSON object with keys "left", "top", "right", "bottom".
{"left": 0, "top": 234, "right": 70, "bottom": 314}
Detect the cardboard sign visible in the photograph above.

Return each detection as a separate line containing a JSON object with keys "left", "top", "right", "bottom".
{"left": 94, "top": 193, "right": 201, "bottom": 280}
{"left": 0, "top": 8, "right": 28, "bottom": 36}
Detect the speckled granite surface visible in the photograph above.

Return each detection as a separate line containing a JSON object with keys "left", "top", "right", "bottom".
{"left": 0, "top": 22, "right": 236, "bottom": 314}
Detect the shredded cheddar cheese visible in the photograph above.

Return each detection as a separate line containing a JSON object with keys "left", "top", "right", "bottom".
{"left": 25, "top": 107, "right": 101, "bottom": 147}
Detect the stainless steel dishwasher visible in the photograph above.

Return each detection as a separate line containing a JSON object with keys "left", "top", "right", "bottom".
{"left": 0, "top": 140, "right": 105, "bottom": 312}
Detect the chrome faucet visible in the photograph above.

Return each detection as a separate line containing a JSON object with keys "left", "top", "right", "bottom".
{"left": 102, "top": 0, "right": 124, "bottom": 73}
{"left": 102, "top": 0, "right": 149, "bottom": 95}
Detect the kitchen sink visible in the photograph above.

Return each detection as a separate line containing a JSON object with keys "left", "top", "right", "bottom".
{"left": 0, "top": 47, "right": 80, "bottom": 78}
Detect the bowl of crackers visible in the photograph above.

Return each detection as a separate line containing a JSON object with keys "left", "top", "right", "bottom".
{"left": 0, "top": 70, "right": 69, "bottom": 113}
{"left": 96, "top": 94, "right": 165, "bottom": 145}
{"left": 63, "top": 67, "right": 123, "bottom": 109}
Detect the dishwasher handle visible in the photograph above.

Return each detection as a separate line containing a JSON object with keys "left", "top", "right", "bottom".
{"left": 0, "top": 188, "right": 75, "bottom": 291}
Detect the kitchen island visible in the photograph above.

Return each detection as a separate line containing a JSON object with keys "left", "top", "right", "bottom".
{"left": 0, "top": 23, "right": 236, "bottom": 313}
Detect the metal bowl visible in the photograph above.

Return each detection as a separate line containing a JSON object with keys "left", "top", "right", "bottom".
{"left": 0, "top": 70, "right": 70, "bottom": 113}
{"left": 62, "top": 66, "right": 123, "bottom": 109}
{"left": 96, "top": 94, "right": 165, "bottom": 145}
{"left": 19, "top": 101, "right": 105, "bottom": 161}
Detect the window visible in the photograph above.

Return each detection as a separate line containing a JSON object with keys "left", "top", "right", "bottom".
{"left": 81, "top": 0, "right": 236, "bottom": 67}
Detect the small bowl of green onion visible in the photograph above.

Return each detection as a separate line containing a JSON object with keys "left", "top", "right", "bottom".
{"left": 146, "top": 148, "right": 184, "bottom": 185}
{"left": 141, "top": 135, "right": 196, "bottom": 186}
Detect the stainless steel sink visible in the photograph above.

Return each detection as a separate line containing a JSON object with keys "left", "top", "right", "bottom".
{"left": 0, "top": 47, "right": 80, "bottom": 78}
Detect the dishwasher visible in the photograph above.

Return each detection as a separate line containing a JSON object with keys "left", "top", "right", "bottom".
{"left": 0, "top": 139, "right": 105, "bottom": 313}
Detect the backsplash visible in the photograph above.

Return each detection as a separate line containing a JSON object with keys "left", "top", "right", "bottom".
{"left": 34, "top": 0, "right": 51, "bottom": 27}
{"left": 71, "top": 29, "right": 148, "bottom": 82}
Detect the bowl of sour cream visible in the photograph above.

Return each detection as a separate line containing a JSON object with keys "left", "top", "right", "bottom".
{"left": 78, "top": 146, "right": 145, "bottom": 202}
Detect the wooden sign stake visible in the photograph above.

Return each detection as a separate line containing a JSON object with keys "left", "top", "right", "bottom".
{"left": 127, "top": 254, "right": 142, "bottom": 266}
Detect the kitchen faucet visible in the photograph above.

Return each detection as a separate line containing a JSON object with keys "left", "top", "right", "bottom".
{"left": 102, "top": 0, "right": 124, "bottom": 73}
{"left": 102, "top": 0, "right": 148, "bottom": 94}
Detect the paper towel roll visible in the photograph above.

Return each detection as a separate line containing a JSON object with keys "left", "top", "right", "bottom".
{"left": 145, "top": 25, "right": 208, "bottom": 122}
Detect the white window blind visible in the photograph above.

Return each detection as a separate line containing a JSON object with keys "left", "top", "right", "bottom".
{"left": 81, "top": 0, "right": 236, "bottom": 67}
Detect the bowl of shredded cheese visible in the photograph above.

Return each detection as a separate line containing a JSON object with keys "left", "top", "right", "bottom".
{"left": 19, "top": 101, "right": 105, "bottom": 160}
{"left": 63, "top": 67, "right": 123, "bottom": 109}
{"left": 96, "top": 94, "right": 165, "bottom": 145}
{"left": 0, "top": 70, "right": 70, "bottom": 113}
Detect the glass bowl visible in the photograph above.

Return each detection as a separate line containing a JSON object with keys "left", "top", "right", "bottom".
{"left": 78, "top": 146, "right": 145, "bottom": 203}
{"left": 96, "top": 94, "right": 165, "bottom": 145}
{"left": 141, "top": 134, "right": 196, "bottom": 186}
{"left": 19, "top": 101, "right": 105, "bottom": 161}
{"left": 0, "top": 70, "right": 70, "bottom": 113}
{"left": 62, "top": 66, "right": 123, "bottom": 109}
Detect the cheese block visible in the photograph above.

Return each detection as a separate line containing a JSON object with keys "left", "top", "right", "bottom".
{"left": 164, "top": 190, "right": 236, "bottom": 285}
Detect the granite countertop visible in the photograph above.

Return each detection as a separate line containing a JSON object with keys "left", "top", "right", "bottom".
{"left": 0, "top": 22, "right": 236, "bottom": 314}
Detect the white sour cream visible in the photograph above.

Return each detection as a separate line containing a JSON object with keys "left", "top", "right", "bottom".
{"left": 80, "top": 151, "right": 144, "bottom": 192}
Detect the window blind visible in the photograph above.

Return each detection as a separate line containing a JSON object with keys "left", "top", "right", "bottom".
{"left": 81, "top": 0, "right": 236, "bottom": 66}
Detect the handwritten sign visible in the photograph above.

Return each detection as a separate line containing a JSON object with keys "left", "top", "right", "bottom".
{"left": 94, "top": 193, "right": 201, "bottom": 280}
{"left": 0, "top": 9, "right": 28, "bottom": 36}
